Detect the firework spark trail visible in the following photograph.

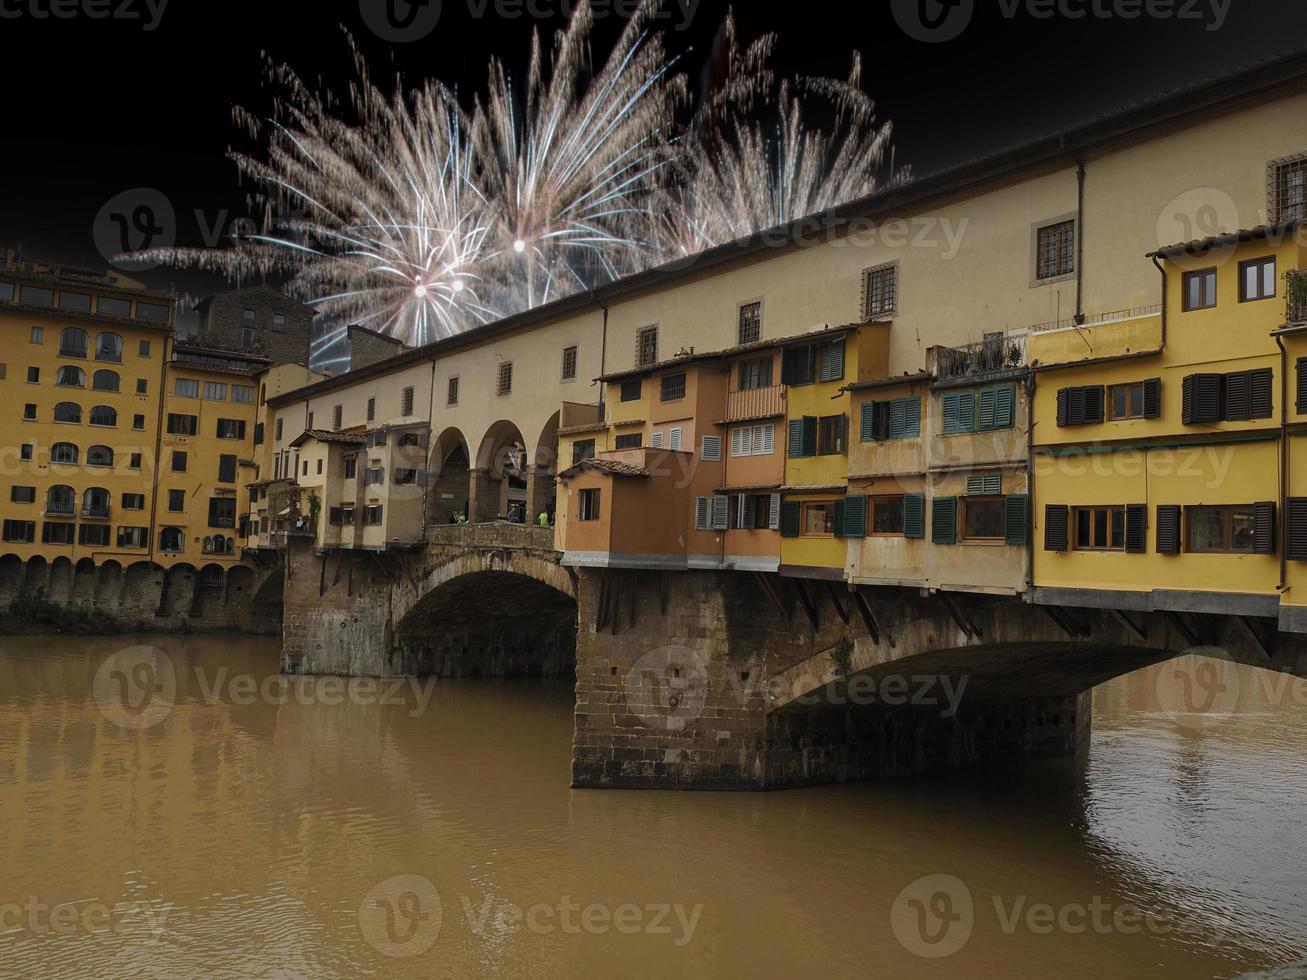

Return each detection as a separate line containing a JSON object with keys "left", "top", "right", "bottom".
{"left": 123, "top": 3, "right": 907, "bottom": 371}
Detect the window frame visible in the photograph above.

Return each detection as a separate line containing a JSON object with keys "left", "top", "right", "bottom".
{"left": 660, "top": 373, "right": 687, "bottom": 403}
{"left": 861, "top": 262, "right": 898, "bottom": 320}
{"left": 1185, "top": 504, "right": 1258, "bottom": 554}
{"left": 1182, "top": 267, "right": 1217, "bottom": 311}
{"left": 561, "top": 345, "right": 578, "bottom": 382}
{"left": 1108, "top": 382, "right": 1145, "bottom": 421}
{"left": 1033, "top": 217, "right": 1076, "bottom": 283}
{"left": 869, "top": 494, "right": 906, "bottom": 536}
{"left": 800, "top": 500, "right": 837, "bottom": 538}
{"left": 1238, "top": 256, "right": 1277, "bottom": 303}
{"left": 578, "top": 488, "right": 602, "bottom": 522}
{"left": 1071, "top": 505, "right": 1127, "bottom": 552}
{"left": 737, "top": 300, "right": 762, "bottom": 346}
{"left": 961, "top": 495, "right": 1009, "bottom": 544}
{"left": 635, "top": 325, "right": 658, "bottom": 368}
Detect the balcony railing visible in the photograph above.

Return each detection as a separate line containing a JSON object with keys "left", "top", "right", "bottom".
{"left": 725, "top": 384, "right": 785, "bottom": 421}
{"left": 81, "top": 507, "right": 110, "bottom": 520}
{"left": 1287, "top": 269, "right": 1307, "bottom": 324}
{"left": 936, "top": 333, "right": 1027, "bottom": 382}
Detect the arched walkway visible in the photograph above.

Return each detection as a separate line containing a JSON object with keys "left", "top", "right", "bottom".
{"left": 528, "top": 411, "right": 560, "bottom": 525}
{"left": 428, "top": 427, "right": 472, "bottom": 524}
{"left": 472, "top": 420, "right": 529, "bottom": 524}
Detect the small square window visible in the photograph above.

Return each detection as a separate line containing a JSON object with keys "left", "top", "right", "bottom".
{"left": 1239, "top": 256, "right": 1277, "bottom": 303}
{"left": 172, "top": 451, "right": 187, "bottom": 472}
{"left": 30, "top": 326, "right": 43, "bottom": 344}
{"left": 26, "top": 366, "right": 38, "bottom": 383}
{"left": 447, "top": 376, "right": 459, "bottom": 406}
{"left": 578, "top": 488, "right": 601, "bottom": 521}
{"left": 1109, "top": 382, "right": 1145, "bottom": 420}
{"left": 620, "top": 379, "right": 641, "bottom": 402}
{"left": 242, "top": 309, "right": 256, "bottom": 328}
{"left": 1035, "top": 220, "right": 1076, "bottom": 281}
{"left": 272, "top": 313, "right": 287, "bottom": 332}
{"left": 139, "top": 340, "right": 151, "bottom": 357}
{"left": 1183, "top": 268, "right": 1217, "bottom": 311}
{"left": 136, "top": 378, "right": 148, "bottom": 395}
{"left": 562, "top": 345, "right": 578, "bottom": 381}
{"left": 497, "top": 363, "right": 513, "bottom": 396}
{"left": 168, "top": 490, "right": 185, "bottom": 512}
{"left": 737, "top": 302, "right": 762, "bottom": 345}
{"left": 133, "top": 414, "right": 145, "bottom": 431}
{"left": 636, "top": 326, "right": 658, "bottom": 368}
{"left": 22, "top": 403, "right": 36, "bottom": 421}
{"left": 862, "top": 264, "right": 898, "bottom": 319}
{"left": 660, "top": 373, "right": 686, "bottom": 402}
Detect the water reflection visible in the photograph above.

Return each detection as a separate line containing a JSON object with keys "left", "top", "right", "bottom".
{"left": 0, "top": 634, "right": 1303, "bottom": 978}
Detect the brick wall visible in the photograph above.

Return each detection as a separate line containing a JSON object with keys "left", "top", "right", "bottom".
{"left": 195, "top": 288, "right": 313, "bottom": 366}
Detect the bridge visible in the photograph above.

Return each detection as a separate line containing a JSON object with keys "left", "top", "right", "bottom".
{"left": 278, "top": 522, "right": 1307, "bottom": 791}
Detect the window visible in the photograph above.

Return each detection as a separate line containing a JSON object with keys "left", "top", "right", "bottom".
{"left": 660, "top": 373, "right": 686, "bottom": 402}
{"left": 167, "top": 413, "right": 198, "bottom": 435}
{"left": 737, "top": 357, "right": 772, "bottom": 391}
{"left": 160, "top": 527, "right": 184, "bottom": 552}
{"left": 30, "top": 326, "right": 43, "bottom": 344}
{"left": 135, "top": 302, "right": 168, "bottom": 322}
{"left": 737, "top": 302, "right": 762, "bottom": 345}
{"left": 26, "top": 366, "right": 38, "bottom": 383}
{"left": 46, "top": 485, "right": 75, "bottom": 515}
{"left": 332, "top": 405, "right": 343, "bottom": 430}
{"left": 242, "top": 328, "right": 255, "bottom": 351}
{"left": 2, "top": 520, "right": 34, "bottom": 543}
{"left": 1187, "top": 505, "right": 1259, "bottom": 554}
{"left": 272, "top": 313, "right": 287, "bottom": 332}
{"left": 216, "top": 418, "right": 246, "bottom": 439}
{"left": 364, "top": 505, "right": 384, "bottom": 526}
{"left": 54, "top": 402, "right": 81, "bottom": 424}
{"left": 1182, "top": 369, "right": 1273, "bottom": 423}
{"left": 1240, "top": 256, "right": 1277, "bottom": 303}
{"left": 364, "top": 396, "right": 376, "bottom": 423}
{"left": 20, "top": 444, "right": 32, "bottom": 461}
{"left": 578, "top": 488, "right": 602, "bottom": 521}
{"left": 56, "top": 365, "right": 85, "bottom": 387}
{"left": 495, "top": 362, "right": 514, "bottom": 396}
{"left": 59, "top": 327, "right": 87, "bottom": 358}
{"left": 862, "top": 263, "right": 898, "bottom": 319}
{"left": 174, "top": 378, "right": 199, "bottom": 398}
{"left": 139, "top": 340, "right": 151, "bottom": 357}
{"left": 393, "top": 468, "right": 418, "bottom": 485}
{"left": 572, "top": 440, "right": 596, "bottom": 465}
{"left": 22, "top": 403, "right": 35, "bottom": 421}
{"left": 650, "top": 431, "right": 664, "bottom": 449}
{"left": 92, "top": 370, "right": 119, "bottom": 392}
{"left": 275, "top": 419, "right": 283, "bottom": 441}
{"left": 232, "top": 385, "right": 254, "bottom": 404}
{"left": 59, "top": 291, "right": 91, "bottom": 312}
{"left": 1183, "top": 268, "right": 1217, "bottom": 311}
{"left": 78, "top": 524, "right": 110, "bottom": 547}
{"left": 97, "top": 297, "right": 130, "bottom": 317}
{"left": 1073, "top": 506, "right": 1126, "bottom": 551}
{"left": 701, "top": 435, "right": 722, "bottom": 461}
{"left": 816, "top": 339, "right": 846, "bottom": 383}
{"left": 243, "top": 309, "right": 256, "bottom": 329}
{"left": 801, "top": 501, "right": 837, "bottom": 537}
{"left": 447, "top": 377, "right": 459, "bottom": 406}
{"left": 1055, "top": 386, "right": 1106, "bottom": 427}
{"left": 669, "top": 427, "right": 683, "bottom": 451}
{"left": 1035, "top": 219, "right": 1075, "bottom": 280}
{"left": 730, "top": 423, "right": 775, "bottom": 457}
{"left": 620, "top": 379, "right": 641, "bottom": 402}
{"left": 871, "top": 495, "right": 906, "bottom": 535}
{"left": 118, "top": 527, "right": 148, "bottom": 549}
{"left": 168, "top": 490, "right": 185, "bottom": 512}
{"left": 203, "top": 381, "right": 228, "bottom": 401}
{"left": 614, "top": 434, "right": 641, "bottom": 450}
{"left": 122, "top": 494, "right": 145, "bottom": 511}
{"left": 818, "top": 415, "right": 846, "bottom": 455}
{"left": 42, "top": 522, "right": 75, "bottom": 545}
{"left": 136, "top": 379, "right": 147, "bottom": 395}
{"left": 11, "top": 486, "right": 35, "bottom": 504}
{"left": 50, "top": 443, "right": 78, "bottom": 464}
{"left": 172, "top": 451, "right": 187, "bottom": 472}
{"left": 732, "top": 493, "right": 779, "bottom": 531}
{"left": 562, "top": 345, "right": 578, "bottom": 381}
{"left": 962, "top": 496, "right": 1008, "bottom": 542}
{"left": 695, "top": 495, "right": 730, "bottom": 531}
{"left": 133, "top": 414, "right": 145, "bottom": 431}
{"left": 401, "top": 386, "right": 415, "bottom": 415}
{"left": 88, "top": 405, "right": 117, "bottom": 428}
{"left": 86, "top": 446, "right": 113, "bottom": 467}
{"left": 636, "top": 326, "right": 658, "bottom": 368}
{"left": 218, "top": 455, "right": 237, "bottom": 483}
{"left": 1270, "top": 154, "right": 1307, "bottom": 224}
{"left": 95, "top": 332, "right": 123, "bottom": 362}
{"left": 1108, "top": 380, "right": 1163, "bottom": 421}
{"left": 861, "top": 397, "right": 922, "bottom": 441}
{"left": 22, "top": 286, "right": 53, "bottom": 307}
{"left": 208, "top": 498, "right": 237, "bottom": 528}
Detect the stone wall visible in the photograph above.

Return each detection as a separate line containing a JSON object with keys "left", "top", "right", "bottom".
{"left": 347, "top": 324, "right": 408, "bottom": 372}
{"left": 194, "top": 287, "right": 313, "bottom": 366}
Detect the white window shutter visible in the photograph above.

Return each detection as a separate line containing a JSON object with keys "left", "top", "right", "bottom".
{"left": 651, "top": 431, "right": 665, "bottom": 449}
{"left": 701, "top": 435, "right": 722, "bottom": 461}
{"left": 670, "top": 428, "right": 683, "bottom": 451}
{"left": 769, "top": 493, "right": 782, "bottom": 530}
{"left": 710, "top": 494, "right": 730, "bottom": 531}
{"left": 731, "top": 427, "right": 749, "bottom": 457}
{"left": 695, "top": 496, "right": 710, "bottom": 530}
{"left": 740, "top": 494, "right": 756, "bottom": 529}
{"left": 760, "top": 424, "right": 775, "bottom": 455}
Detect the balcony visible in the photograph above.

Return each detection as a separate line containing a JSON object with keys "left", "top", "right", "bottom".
{"left": 936, "top": 333, "right": 1027, "bottom": 382}
{"left": 1288, "top": 269, "right": 1307, "bottom": 324}
{"left": 724, "top": 384, "right": 785, "bottom": 422}
{"left": 81, "top": 507, "right": 110, "bottom": 520}
{"left": 562, "top": 401, "right": 604, "bottom": 429}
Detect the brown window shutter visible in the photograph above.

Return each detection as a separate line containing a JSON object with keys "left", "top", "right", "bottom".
{"left": 1182, "top": 374, "right": 1222, "bottom": 424}
{"left": 1250, "top": 368, "right": 1273, "bottom": 419}
{"left": 1156, "top": 505, "right": 1181, "bottom": 555}
{"left": 1288, "top": 499, "right": 1307, "bottom": 561}
{"left": 1124, "top": 504, "right": 1147, "bottom": 554}
{"left": 1297, "top": 358, "right": 1307, "bottom": 413}
{"left": 1044, "top": 504, "right": 1068, "bottom": 552}
{"left": 1068, "top": 389, "right": 1086, "bottom": 426}
{"left": 1142, "top": 378, "right": 1162, "bottom": 419}
{"left": 1224, "top": 371, "right": 1250, "bottom": 421}
{"left": 1254, "top": 501, "right": 1277, "bottom": 556}
{"left": 1056, "top": 388, "right": 1069, "bottom": 427}
{"left": 1083, "top": 385, "right": 1105, "bottom": 423}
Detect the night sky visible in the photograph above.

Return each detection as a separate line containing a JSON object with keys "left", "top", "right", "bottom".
{"left": 5, "top": 0, "right": 1307, "bottom": 298}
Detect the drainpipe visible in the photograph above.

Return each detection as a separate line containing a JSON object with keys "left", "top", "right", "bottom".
{"left": 1276, "top": 333, "right": 1290, "bottom": 592}
{"left": 1074, "top": 158, "right": 1086, "bottom": 325}
{"left": 1150, "top": 254, "right": 1169, "bottom": 349}
{"left": 1025, "top": 369, "right": 1036, "bottom": 598}
{"left": 595, "top": 293, "right": 609, "bottom": 421}
{"left": 146, "top": 331, "right": 172, "bottom": 564}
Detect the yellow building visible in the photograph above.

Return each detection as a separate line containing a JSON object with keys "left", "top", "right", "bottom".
{"left": 1029, "top": 225, "right": 1303, "bottom": 619}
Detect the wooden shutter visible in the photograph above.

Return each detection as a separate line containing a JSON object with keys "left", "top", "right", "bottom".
{"left": 701, "top": 435, "right": 722, "bottom": 461}
{"left": 932, "top": 497, "right": 957, "bottom": 544}
{"left": 860, "top": 401, "right": 877, "bottom": 442}
{"left": 1004, "top": 494, "right": 1029, "bottom": 546}
{"left": 1297, "top": 358, "right": 1307, "bottom": 412}
{"left": 903, "top": 397, "right": 922, "bottom": 437}
{"left": 993, "top": 387, "right": 1016, "bottom": 429}
{"left": 903, "top": 493, "right": 925, "bottom": 539}
{"left": 1250, "top": 368, "right": 1273, "bottom": 419}
{"left": 1287, "top": 499, "right": 1307, "bottom": 560}
{"left": 966, "top": 473, "right": 1001, "bottom": 496}
{"left": 731, "top": 427, "right": 749, "bottom": 457}
{"left": 978, "top": 389, "right": 997, "bottom": 430}
{"left": 957, "top": 392, "right": 976, "bottom": 432}
{"left": 942, "top": 393, "right": 960, "bottom": 434}
{"left": 1183, "top": 374, "right": 1222, "bottom": 424}
{"left": 888, "top": 400, "right": 905, "bottom": 440}
{"left": 650, "top": 431, "right": 664, "bottom": 449}
{"left": 801, "top": 416, "right": 818, "bottom": 457}
{"left": 1142, "top": 378, "right": 1162, "bottom": 419}
{"left": 786, "top": 419, "right": 803, "bottom": 458}
{"left": 1084, "top": 386, "right": 1105, "bottom": 424}
{"left": 1056, "top": 388, "right": 1070, "bottom": 427}
{"left": 1225, "top": 371, "right": 1251, "bottom": 420}
{"left": 758, "top": 424, "right": 775, "bottom": 455}
{"left": 843, "top": 495, "right": 868, "bottom": 538}
{"left": 710, "top": 495, "right": 730, "bottom": 531}
{"left": 832, "top": 498, "right": 848, "bottom": 538}
{"left": 695, "top": 496, "right": 710, "bottom": 531}
{"left": 1044, "top": 504, "right": 1069, "bottom": 552}
{"left": 1254, "top": 501, "right": 1276, "bottom": 555}
{"left": 1124, "top": 504, "right": 1148, "bottom": 554}
{"left": 768, "top": 494, "right": 782, "bottom": 530}
{"left": 818, "top": 338, "right": 846, "bottom": 382}
{"left": 1156, "top": 505, "right": 1181, "bottom": 555}
{"left": 780, "top": 501, "right": 801, "bottom": 538}
{"left": 737, "top": 494, "right": 755, "bottom": 530}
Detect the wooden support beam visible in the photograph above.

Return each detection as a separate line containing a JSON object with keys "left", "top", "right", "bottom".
{"left": 1165, "top": 610, "right": 1201, "bottom": 648}
{"left": 825, "top": 582, "right": 850, "bottom": 625}
{"left": 753, "top": 573, "right": 789, "bottom": 619}
{"left": 595, "top": 571, "right": 610, "bottom": 631}
{"left": 1039, "top": 603, "right": 1083, "bottom": 639}
{"left": 1238, "top": 616, "right": 1274, "bottom": 663}
{"left": 1109, "top": 607, "right": 1147, "bottom": 642}
{"left": 609, "top": 570, "right": 622, "bottom": 636}
{"left": 939, "top": 591, "right": 983, "bottom": 641}
{"left": 318, "top": 552, "right": 327, "bottom": 597}
{"left": 792, "top": 578, "right": 819, "bottom": 631}
{"left": 628, "top": 570, "right": 637, "bottom": 630}
{"left": 852, "top": 588, "right": 881, "bottom": 646}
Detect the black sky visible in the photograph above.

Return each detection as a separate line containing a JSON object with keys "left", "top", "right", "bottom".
{"left": 4, "top": 0, "right": 1307, "bottom": 296}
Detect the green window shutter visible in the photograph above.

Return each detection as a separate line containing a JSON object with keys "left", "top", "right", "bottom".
{"left": 832, "top": 498, "right": 848, "bottom": 539}
{"left": 978, "top": 389, "right": 997, "bottom": 430}
{"left": 941, "top": 393, "right": 959, "bottom": 434}
{"left": 1004, "top": 494, "right": 1029, "bottom": 546}
{"left": 780, "top": 501, "right": 801, "bottom": 537}
{"left": 860, "top": 401, "right": 877, "bottom": 442}
{"left": 843, "top": 495, "right": 868, "bottom": 538}
{"left": 903, "top": 493, "right": 925, "bottom": 539}
{"left": 932, "top": 497, "right": 958, "bottom": 544}
{"left": 888, "top": 399, "right": 906, "bottom": 440}
{"left": 993, "top": 387, "right": 1015, "bottom": 429}
{"left": 903, "top": 397, "right": 921, "bottom": 438}
{"left": 957, "top": 392, "right": 977, "bottom": 432}
{"left": 787, "top": 419, "right": 803, "bottom": 458}
{"left": 801, "top": 416, "right": 818, "bottom": 457}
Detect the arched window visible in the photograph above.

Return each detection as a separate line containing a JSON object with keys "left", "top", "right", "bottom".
{"left": 50, "top": 442, "right": 79, "bottom": 464}
{"left": 59, "top": 327, "right": 87, "bottom": 358}
{"left": 92, "top": 370, "right": 120, "bottom": 392}
{"left": 86, "top": 445, "right": 113, "bottom": 467}
{"left": 82, "top": 487, "right": 110, "bottom": 518}
{"left": 46, "top": 485, "right": 75, "bottom": 515}
{"left": 95, "top": 332, "right": 123, "bottom": 362}
{"left": 54, "top": 402, "right": 82, "bottom": 424}
{"left": 159, "top": 527, "right": 184, "bottom": 553}
{"left": 56, "top": 365, "right": 85, "bottom": 387}
{"left": 89, "top": 405, "right": 117, "bottom": 427}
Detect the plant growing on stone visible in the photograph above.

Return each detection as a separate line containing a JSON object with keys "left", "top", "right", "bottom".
{"left": 828, "top": 635, "right": 854, "bottom": 678}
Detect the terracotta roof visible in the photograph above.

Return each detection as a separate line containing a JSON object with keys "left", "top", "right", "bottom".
{"left": 1149, "top": 220, "right": 1303, "bottom": 258}
{"left": 558, "top": 457, "right": 650, "bottom": 480}
{"left": 843, "top": 371, "right": 932, "bottom": 392}
{"left": 559, "top": 422, "right": 608, "bottom": 435}
{"left": 289, "top": 429, "right": 368, "bottom": 447}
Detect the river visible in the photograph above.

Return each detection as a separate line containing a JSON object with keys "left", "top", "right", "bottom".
{"left": 0, "top": 635, "right": 1303, "bottom": 978}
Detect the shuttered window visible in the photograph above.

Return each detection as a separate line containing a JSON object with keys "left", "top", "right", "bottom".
{"left": 1287, "top": 499, "right": 1307, "bottom": 560}
{"left": 768, "top": 494, "right": 782, "bottom": 530}
{"left": 965, "top": 473, "right": 1001, "bottom": 496}
{"left": 779, "top": 501, "right": 802, "bottom": 538}
{"left": 941, "top": 387, "right": 1015, "bottom": 434}
{"left": 1124, "top": 504, "right": 1148, "bottom": 554}
{"left": 932, "top": 497, "right": 957, "bottom": 544}
{"left": 695, "top": 496, "right": 731, "bottom": 531}
{"left": 1255, "top": 502, "right": 1277, "bottom": 555}
{"left": 840, "top": 495, "right": 868, "bottom": 538}
{"left": 1044, "top": 504, "right": 1069, "bottom": 552}
{"left": 781, "top": 345, "right": 815, "bottom": 386}
{"left": 1056, "top": 386, "right": 1105, "bottom": 426}
{"left": 1183, "top": 369, "right": 1273, "bottom": 423}
{"left": 787, "top": 417, "right": 818, "bottom": 458}
{"left": 1156, "top": 505, "right": 1182, "bottom": 555}
{"left": 903, "top": 494, "right": 926, "bottom": 539}
{"left": 816, "top": 338, "right": 846, "bottom": 383}
{"left": 1297, "top": 358, "right": 1307, "bottom": 412}
{"left": 1004, "top": 494, "right": 1029, "bottom": 546}
{"left": 701, "top": 435, "right": 722, "bottom": 461}
{"left": 861, "top": 397, "right": 921, "bottom": 441}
